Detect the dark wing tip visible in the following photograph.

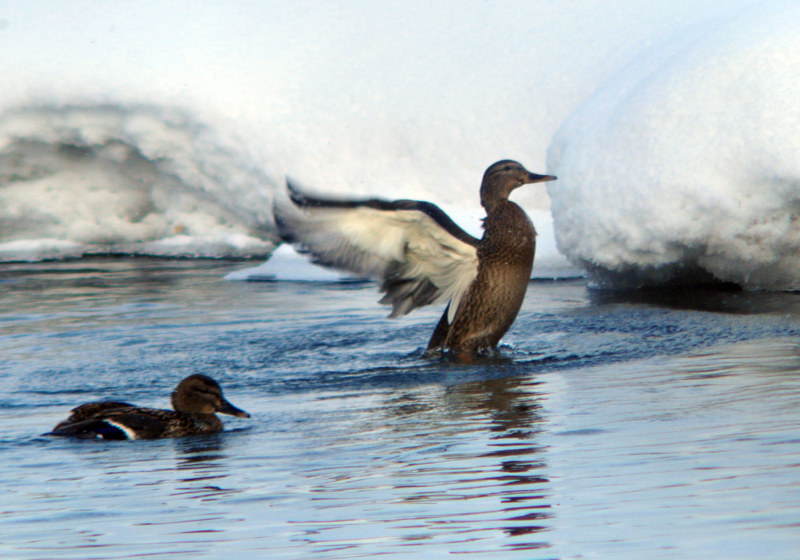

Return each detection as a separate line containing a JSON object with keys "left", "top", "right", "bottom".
{"left": 285, "top": 177, "right": 308, "bottom": 207}
{"left": 47, "top": 419, "right": 130, "bottom": 440}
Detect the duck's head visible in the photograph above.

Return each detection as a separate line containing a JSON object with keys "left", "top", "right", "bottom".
{"left": 480, "top": 160, "right": 556, "bottom": 212}
{"left": 171, "top": 374, "right": 250, "bottom": 418}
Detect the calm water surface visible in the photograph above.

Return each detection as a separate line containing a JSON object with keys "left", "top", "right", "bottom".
{"left": 1, "top": 260, "right": 800, "bottom": 559}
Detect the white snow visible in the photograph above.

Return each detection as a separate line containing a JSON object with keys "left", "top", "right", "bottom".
{"left": 0, "top": 106, "right": 277, "bottom": 260}
{"left": 224, "top": 244, "right": 350, "bottom": 282}
{"left": 548, "top": 1, "right": 800, "bottom": 289}
{"left": 1, "top": 0, "right": 790, "bottom": 287}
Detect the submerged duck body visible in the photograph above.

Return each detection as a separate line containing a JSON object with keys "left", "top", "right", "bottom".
{"left": 48, "top": 374, "right": 250, "bottom": 440}
{"left": 275, "top": 160, "right": 556, "bottom": 355}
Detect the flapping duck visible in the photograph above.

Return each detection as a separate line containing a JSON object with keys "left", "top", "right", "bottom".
{"left": 275, "top": 160, "right": 556, "bottom": 355}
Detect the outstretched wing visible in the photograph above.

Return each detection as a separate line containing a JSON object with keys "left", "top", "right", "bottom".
{"left": 274, "top": 179, "right": 480, "bottom": 321}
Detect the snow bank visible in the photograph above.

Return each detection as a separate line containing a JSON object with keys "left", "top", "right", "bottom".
{"left": 548, "top": 1, "right": 800, "bottom": 289}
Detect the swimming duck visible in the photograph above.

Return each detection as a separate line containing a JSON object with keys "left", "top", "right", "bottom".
{"left": 274, "top": 160, "right": 556, "bottom": 355}
{"left": 48, "top": 374, "right": 250, "bottom": 440}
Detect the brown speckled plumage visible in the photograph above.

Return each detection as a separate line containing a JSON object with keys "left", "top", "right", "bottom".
{"left": 48, "top": 374, "right": 250, "bottom": 440}
{"left": 427, "top": 161, "right": 547, "bottom": 354}
{"left": 275, "top": 160, "right": 555, "bottom": 355}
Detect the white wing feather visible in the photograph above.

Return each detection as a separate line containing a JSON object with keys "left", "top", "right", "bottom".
{"left": 274, "top": 191, "right": 479, "bottom": 321}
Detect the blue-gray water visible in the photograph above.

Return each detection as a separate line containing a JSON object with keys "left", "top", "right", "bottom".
{"left": 2, "top": 259, "right": 800, "bottom": 559}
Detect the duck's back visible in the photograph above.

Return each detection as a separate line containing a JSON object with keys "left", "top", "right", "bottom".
{"left": 440, "top": 200, "right": 536, "bottom": 352}
{"left": 50, "top": 404, "right": 223, "bottom": 440}
{"left": 55, "top": 401, "right": 134, "bottom": 426}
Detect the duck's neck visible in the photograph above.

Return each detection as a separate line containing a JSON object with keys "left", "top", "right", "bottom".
{"left": 481, "top": 196, "right": 507, "bottom": 215}
{"left": 188, "top": 412, "right": 224, "bottom": 432}
{"left": 480, "top": 180, "right": 514, "bottom": 214}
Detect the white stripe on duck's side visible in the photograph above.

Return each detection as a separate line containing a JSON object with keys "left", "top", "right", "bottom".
{"left": 104, "top": 419, "right": 139, "bottom": 440}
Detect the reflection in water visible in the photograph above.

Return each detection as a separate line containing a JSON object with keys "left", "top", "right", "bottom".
{"left": 0, "top": 258, "right": 252, "bottom": 327}
{"left": 588, "top": 283, "right": 800, "bottom": 315}
{"left": 449, "top": 376, "right": 551, "bottom": 548}
{"left": 292, "top": 375, "right": 553, "bottom": 555}
{"left": 171, "top": 435, "right": 236, "bottom": 502}
{"left": 174, "top": 433, "right": 228, "bottom": 466}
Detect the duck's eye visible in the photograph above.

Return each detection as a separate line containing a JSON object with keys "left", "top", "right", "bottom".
{"left": 503, "top": 165, "right": 512, "bottom": 171}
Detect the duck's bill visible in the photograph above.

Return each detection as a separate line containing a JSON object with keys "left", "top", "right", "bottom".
{"left": 218, "top": 399, "right": 251, "bottom": 418}
{"left": 526, "top": 173, "right": 557, "bottom": 184}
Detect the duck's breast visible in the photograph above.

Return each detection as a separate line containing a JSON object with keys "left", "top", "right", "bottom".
{"left": 444, "top": 202, "right": 536, "bottom": 349}
{"left": 477, "top": 201, "right": 536, "bottom": 303}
